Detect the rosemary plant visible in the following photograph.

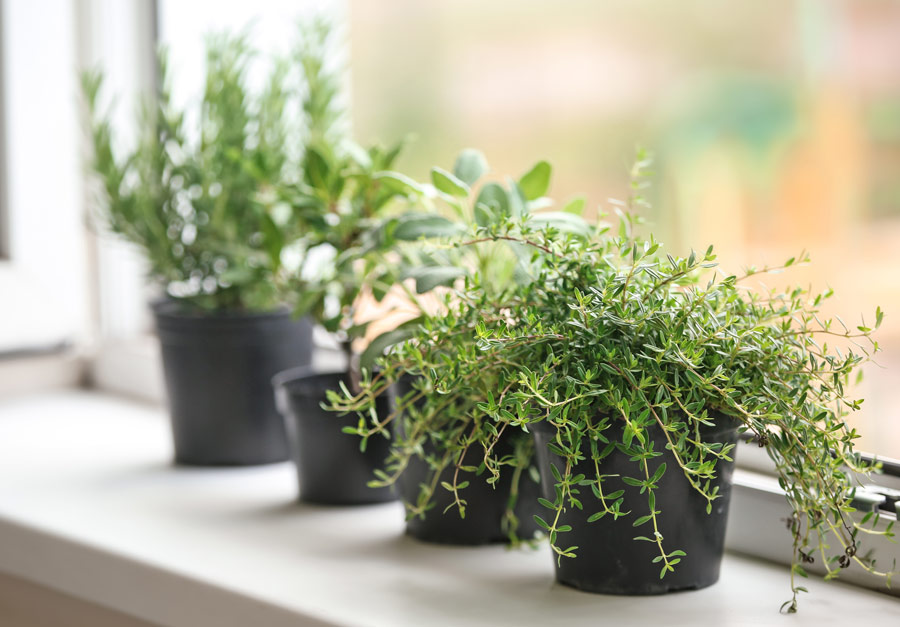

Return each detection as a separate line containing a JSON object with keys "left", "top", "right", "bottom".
{"left": 338, "top": 153, "right": 893, "bottom": 608}
{"left": 83, "top": 33, "right": 299, "bottom": 312}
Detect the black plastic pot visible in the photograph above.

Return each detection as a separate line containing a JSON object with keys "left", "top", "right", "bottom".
{"left": 154, "top": 302, "right": 313, "bottom": 466}
{"left": 399, "top": 434, "right": 543, "bottom": 545}
{"left": 532, "top": 418, "right": 739, "bottom": 595}
{"left": 272, "top": 368, "right": 397, "bottom": 505}
{"left": 395, "top": 377, "right": 542, "bottom": 545}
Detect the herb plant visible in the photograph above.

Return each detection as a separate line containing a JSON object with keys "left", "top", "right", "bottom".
{"left": 339, "top": 152, "right": 893, "bottom": 608}
{"left": 331, "top": 153, "right": 590, "bottom": 542}
{"left": 83, "top": 33, "right": 299, "bottom": 312}
{"left": 277, "top": 19, "right": 449, "bottom": 385}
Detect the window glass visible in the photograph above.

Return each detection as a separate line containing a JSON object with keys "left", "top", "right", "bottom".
{"left": 349, "top": 0, "right": 900, "bottom": 459}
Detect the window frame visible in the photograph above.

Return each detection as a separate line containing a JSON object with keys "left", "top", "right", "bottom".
{"left": 0, "top": 0, "right": 91, "bottom": 356}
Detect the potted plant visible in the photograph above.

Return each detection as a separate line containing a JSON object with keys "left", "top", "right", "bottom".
{"left": 270, "top": 20, "right": 445, "bottom": 505}
{"left": 82, "top": 33, "right": 314, "bottom": 466}
{"left": 331, "top": 152, "right": 591, "bottom": 543}
{"left": 346, "top": 152, "right": 892, "bottom": 607}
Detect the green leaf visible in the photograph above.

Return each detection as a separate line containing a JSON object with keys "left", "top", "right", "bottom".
{"left": 562, "top": 196, "right": 586, "bottom": 215}
{"left": 633, "top": 514, "right": 653, "bottom": 527}
{"left": 549, "top": 463, "right": 563, "bottom": 482}
{"left": 405, "top": 266, "right": 467, "bottom": 294}
{"left": 219, "top": 266, "right": 256, "bottom": 286}
{"left": 431, "top": 167, "right": 470, "bottom": 198}
{"left": 259, "top": 212, "right": 284, "bottom": 267}
{"left": 475, "top": 182, "right": 509, "bottom": 216}
{"left": 373, "top": 171, "right": 425, "bottom": 196}
{"left": 650, "top": 462, "right": 667, "bottom": 485}
{"left": 393, "top": 214, "right": 465, "bottom": 240}
{"left": 623, "top": 423, "right": 635, "bottom": 447}
{"left": 343, "top": 140, "right": 373, "bottom": 170}
{"left": 507, "top": 179, "right": 528, "bottom": 217}
{"left": 474, "top": 203, "right": 496, "bottom": 227}
{"left": 529, "top": 212, "right": 592, "bottom": 238}
{"left": 452, "top": 149, "right": 488, "bottom": 186}
{"left": 360, "top": 328, "right": 415, "bottom": 370}
{"left": 518, "top": 160, "right": 551, "bottom": 200}
{"left": 303, "top": 145, "right": 331, "bottom": 190}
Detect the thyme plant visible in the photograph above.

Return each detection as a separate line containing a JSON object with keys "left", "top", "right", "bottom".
{"left": 83, "top": 33, "right": 299, "bottom": 312}
{"left": 339, "top": 153, "right": 893, "bottom": 609}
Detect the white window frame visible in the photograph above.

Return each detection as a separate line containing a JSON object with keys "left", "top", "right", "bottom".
{"left": 78, "top": 0, "right": 164, "bottom": 401}
{"left": 0, "top": 0, "right": 91, "bottom": 355}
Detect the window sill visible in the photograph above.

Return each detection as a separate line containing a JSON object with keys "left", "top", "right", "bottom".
{"left": 0, "top": 349, "right": 85, "bottom": 398}
{"left": 0, "top": 390, "right": 897, "bottom": 626}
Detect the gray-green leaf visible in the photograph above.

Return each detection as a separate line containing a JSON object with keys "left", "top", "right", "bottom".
{"left": 453, "top": 149, "right": 488, "bottom": 186}
{"left": 475, "top": 182, "right": 509, "bottom": 217}
{"left": 360, "top": 328, "right": 415, "bottom": 370}
{"left": 529, "top": 211, "right": 592, "bottom": 238}
{"left": 393, "top": 214, "right": 465, "bottom": 240}
{"left": 373, "top": 171, "right": 425, "bottom": 196}
{"left": 406, "top": 266, "right": 467, "bottom": 293}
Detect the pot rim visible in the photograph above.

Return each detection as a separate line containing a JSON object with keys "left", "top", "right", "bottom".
{"left": 271, "top": 366, "right": 348, "bottom": 392}
{"left": 152, "top": 298, "right": 292, "bottom": 321}
{"left": 529, "top": 412, "right": 741, "bottom": 437}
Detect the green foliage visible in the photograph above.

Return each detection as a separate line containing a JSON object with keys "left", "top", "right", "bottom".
{"left": 83, "top": 33, "right": 299, "bottom": 312}
{"left": 329, "top": 154, "right": 592, "bottom": 540}
{"left": 278, "top": 19, "right": 432, "bottom": 372}
{"left": 397, "top": 151, "right": 590, "bottom": 301}
{"left": 335, "top": 150, "right": 892, "bottom": 608}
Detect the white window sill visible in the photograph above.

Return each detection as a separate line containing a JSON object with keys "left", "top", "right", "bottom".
{"left": 0, "top": 390, "right": 897, "bottom": 626}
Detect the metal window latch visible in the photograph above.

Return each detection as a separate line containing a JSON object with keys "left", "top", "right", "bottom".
{"left": 870, "top": 486, "right": 900, "bottom": 516}
{"left": 850, "top": 488, "right": 886, "bottom": 513}
{"left": 850, "top": 485, "right": 900, "bottom": 516}
{"left": 852, "top": 455, "right": 900, "bottom": 516}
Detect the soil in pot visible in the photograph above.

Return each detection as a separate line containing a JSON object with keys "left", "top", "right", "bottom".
{"left": 395, "top": 377, "right": 542, "bottom": 545}
{"left": 273, "top": 368, "right": 397, "bottom": 505}
{"left": 154, "top": 302, "right": 313, "bottom": 466}
{"left": 532, "top": 417, "right": 739, "bottom": 595}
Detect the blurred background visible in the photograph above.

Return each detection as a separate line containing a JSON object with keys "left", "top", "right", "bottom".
{"left": 348, "top": 0, "right": 900, "bottom": 455}
{"left": 1, "top": 0, "right": 898, "bottom": 455}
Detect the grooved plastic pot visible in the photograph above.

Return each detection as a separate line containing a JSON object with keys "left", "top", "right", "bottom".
{"left": 532, "top": 418, "right": 739, "bottom": 594}
{"left": 273, "top": 368, "right": 397, "bottom": 505}
{"left": 153, "top": 302, "right": 313, "bottom": 466}
{"left": 395, "top": 377, "right": 542, "bottom": 545}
